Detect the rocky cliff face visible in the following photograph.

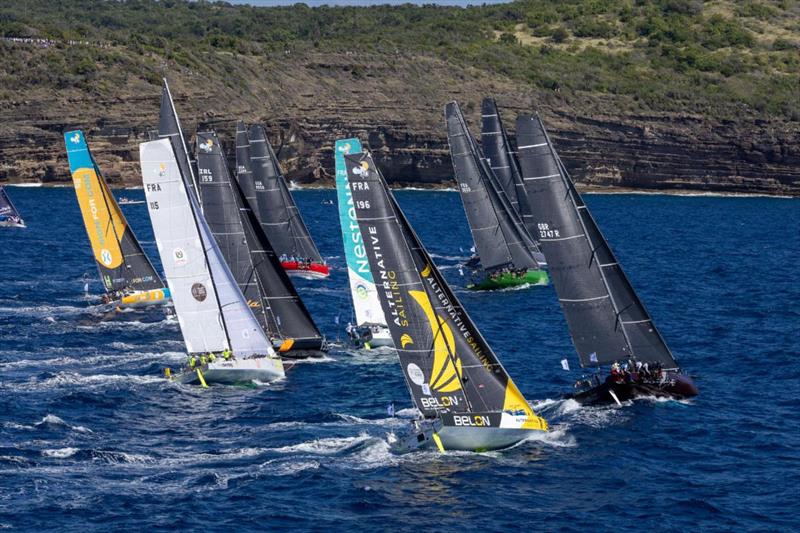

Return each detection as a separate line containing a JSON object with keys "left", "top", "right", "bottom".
{"left": 0, "top": 49, "right": 797, "bottom": 195}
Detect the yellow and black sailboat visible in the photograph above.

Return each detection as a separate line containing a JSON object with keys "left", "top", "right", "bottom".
{"left": 344, "top": 148, "right": 548, "bottom": 452}
{"left": 64, "top": 130, "right": 170, "bottom": 309}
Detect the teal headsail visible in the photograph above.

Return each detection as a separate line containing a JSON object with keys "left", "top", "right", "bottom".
{"left": 334, "top": 138, "right": 386, "bottom": 327}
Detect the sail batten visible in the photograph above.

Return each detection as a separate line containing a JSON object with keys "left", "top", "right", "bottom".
{"left": 516, "top": 114, "right": 677, "bottom": 369}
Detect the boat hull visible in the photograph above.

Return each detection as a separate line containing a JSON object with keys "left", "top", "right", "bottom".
{"left": 118, "top": 288, "right": 172, "bottom": 309}
{"left": 173, "top": 356, "right": 284, "bottom": 385}
{"left": 467, "top": 268, "right": 549, "bottom": 290}
{"left": 568, "top": 372, "right": 698, "bottom": 405}
{"left": 0, "top": 219, "right": 25, "bottom": 228}
{"left": 347, "top": 323, "right": 394, "bottom": 349}
{"left": 281, "top": 260, "right": 330, "bottom": 279}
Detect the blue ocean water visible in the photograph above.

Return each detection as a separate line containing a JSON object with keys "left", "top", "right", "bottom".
{"left": 1, "top": 186, "right": 798, "bottom": 531}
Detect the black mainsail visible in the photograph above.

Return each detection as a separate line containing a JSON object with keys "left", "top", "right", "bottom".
{"left": 195, "top": 131, "right": 266, "bottom": 322}
{"left": 158, "top": 79, "right": 200, "bottom": 202}
{"left": 445, "top": 102, "right": 541, "bottom": 273}
{"left": 234, "top": 126, "right": 325, "bottom": 352}
{"left": 345, "top": 150, "right": 546, "bottom": 451}
{"left": 515, "top": 114, "right": 677, "bottom": 369}
{"left": 480, "top": 98, "right": 538, "bottom": 239}
{"left": 247, "top": 124, "right": 323, "bottom": 263}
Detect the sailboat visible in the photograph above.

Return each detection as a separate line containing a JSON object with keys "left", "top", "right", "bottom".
{"left": 198, "top": 128, "right": 327, "bottom": 356}
{"left": 246, "top": 124, "right": 329, "bottom": 279}
{"left": 515, "top": 114, "right": 698, "bottom": 404}
{"left": 334, "top": 138, "right": 392, "bottom": 348}
{"left": 480, "top": 98, "right": 543, "bottom": 262}
{"left": 140, "top": 138, "right": 284, "bottom": 385}
{"left": 345, "top": 149, "right": 548, "bottom": 452}
{"left": 64, "top": 130, "right": 171, "bottom": 309}
{"left": 444, "top": 102, "right": 548, "bottom": 291}
{"left": 0, "top": 186, "right": 25, "bottom": 228}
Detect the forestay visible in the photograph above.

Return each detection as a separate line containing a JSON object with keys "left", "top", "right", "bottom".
{"left": 334, "top": 138, "right": 387, "bottom": 327}
{"left": 140, "top": 139, "right": 274, "bottom": 357}
{"left": 515, "top": 114, "right": 677, "bottom": 369}
{"left": 445, "top": 102, "right": 540, "bottom": 272}
{"left": 345, "top": 150, "right": 545, "bottom": 430}
{"left": 64, "top": 130, "right": 164, "bottom": 294}
{"left": 247, "top": 125, "right": 322, "bottom": 262}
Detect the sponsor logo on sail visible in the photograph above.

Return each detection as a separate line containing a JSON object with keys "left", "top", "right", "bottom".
{"left": 400, "top": 333, "right": 413, "bottom": 348}
{"left": 198, "top": 138, "right": 214, "bottom": 153}
{"left": 173, "top": 247, "right": 187, "bottom": 266}
{"left": 191, "top": 283, "right": 207, "bottom": 302}
{"left": 355, "top": 283, "right": 369, "bottom": 300}
{"left": 70, "top": 132, "right": 81, "bottom": 144}
{"left": 158, "top": 163, "right": 167, "bottom": 177}
{"left": 351, "top": 161, "right": 370, "bottom": 176}
{"left": 406, "top": 363, "right": 424, "bottom": 385}
{"left": 409, "top": 290, "right": 462, "bottom": 394}
{"left": 100, "top": 249, "right": 113, "bottom": 266}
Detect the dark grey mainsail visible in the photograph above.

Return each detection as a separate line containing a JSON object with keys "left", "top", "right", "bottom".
{"left": 248, "top": 124, "right": 322, "bottom": 263}
{"left": 445, "top": 102, "right": 541, "bottom": 272}
{"left": 195, "top": 131, "right": 266, "bottom": 328}
{"left": 233, "top": 126, "right": 325, "bottom": 351}
{"left": 480, "top": 98, "right": 538, "bottom": 242}
{"left": 158, "top": 79, "right": 199, "bottom": 201}
{"left": 515, "top": 114, "right": 677, "bottom": 369}
{"left": 345, "top": 150, "right": 545, "bottom": 429}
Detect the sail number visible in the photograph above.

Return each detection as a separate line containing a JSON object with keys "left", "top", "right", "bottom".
{"left": 199, "top": 168, "right": 213, "bottom": 183}
{"left": 355, "top": 200, "right": 370, "bottom": 209}
{"left": 537, "top": 222, "right": 560, "bottom": 239}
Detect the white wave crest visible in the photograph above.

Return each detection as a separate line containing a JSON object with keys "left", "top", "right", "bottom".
{"left": 42, "top": 447, "right": 80, "bottom": 458}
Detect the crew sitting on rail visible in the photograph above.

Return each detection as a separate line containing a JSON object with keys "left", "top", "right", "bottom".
{"left": 222, "top": 349, "right": 233, "bottom": 361}
{"left": 207, "top": 352, "right": 216, "bottom": 363}
{"left": 188, "top": 355, "right": 197, "bottom": 369}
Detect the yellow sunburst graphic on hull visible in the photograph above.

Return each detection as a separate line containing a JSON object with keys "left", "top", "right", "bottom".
{"left": 420, "top": 264, "right": 432, "bottom": 278}
{"left": 409, "top": 290, "right": 462, "bottom": 393}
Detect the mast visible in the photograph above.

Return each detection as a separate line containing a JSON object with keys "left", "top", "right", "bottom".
{"left": 516, "top": 114, "right": 677, "bottom": 369}
{"left": 158, "top": 79, "right": 201, "bottom": 204}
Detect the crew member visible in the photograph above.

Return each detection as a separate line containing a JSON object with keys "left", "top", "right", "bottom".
{"left": 222, "top": 348, "right": 233, "bottom": 361}
{"left": 188, "top": 355, "right": 197, "bottom": 369}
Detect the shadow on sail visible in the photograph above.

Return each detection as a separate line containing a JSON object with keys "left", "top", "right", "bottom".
{"left": 345, "top": 148, "right": 548, "bottom": 452}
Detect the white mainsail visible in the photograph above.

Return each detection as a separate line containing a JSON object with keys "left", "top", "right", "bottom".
{"left": 334, "top": 138, "right": 387, "bottom": 327}
{"left": 140, "top": 139, "right": 276, "bottom": 358}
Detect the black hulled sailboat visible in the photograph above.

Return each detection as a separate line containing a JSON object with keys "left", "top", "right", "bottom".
{"left": 444, "top": 102, "right": 548, "bottom": 290}
{"left": 345, "top": 149, "right": 548, "bottom": 452}
{"left": 246, "top": 125, "right": 329, "bottom": 279}
{"left": 195, "top": 129, "right": 326, "bottom": 356}
{"left": 515, "top": 114, "right": 698, "bottom": 404}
